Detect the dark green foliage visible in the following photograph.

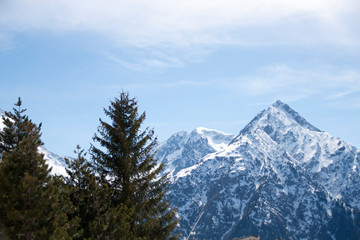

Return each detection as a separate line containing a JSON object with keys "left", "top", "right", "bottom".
{"left": 0, "top": 99, "right": 78, "bottom": 239}
{"left": 65, "top": 146, "right": 138, "bottom": 239}
{"left": 50, "top": 175, "right": 83, "bottom": 240}
{"left": 91, "top": 92, "right": 178, "bottom": 239}
{"left": 88, "top": 203, "right": 135, "bottom": 240}
{"left": 65, "top": 146, "right": 98, "bottom": 239}
{"left": 0, "top": 97, "right": 42, "bottom": 153}
{"left": 0, "top": 95, "right": 178, "bottom": 239}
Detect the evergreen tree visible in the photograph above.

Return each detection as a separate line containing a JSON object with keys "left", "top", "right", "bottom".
{"left": 65, "top": 146, "right": 135, "bottom": 239}
{"left": 91, "top": 92, "right": 178, "bottom": 239}
{"left": 65, "top": 146, "right": 97, "bottom": 239}
{"left": 0, "top": 99, "right": 78, "bottom": 239}
{"left": 0, "top": 97, "right": 39, "bottom": 154}
{"left": 50, "top": 175, "right": 83, "bottom": 240}
{"left": 88, "top": 203, "right": 135, "bottom": 240}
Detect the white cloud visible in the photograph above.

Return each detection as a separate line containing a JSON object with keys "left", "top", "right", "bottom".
{"left": 104, "top": 53, "right": 145, "bottom": 71}
{"left": 96, "top": 62, "right": 360, "bottom": 107}
{"left": 0, "top": 0, "right": 359, "bottom": 48}
{"left": 103, "top": 50, "right": 186, "bottom": 71}
{"left": 101, "top": 79, "right": 216, "bottom": 92}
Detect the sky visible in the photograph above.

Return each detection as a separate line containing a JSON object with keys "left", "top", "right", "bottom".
{"left": 0, "top": 0, "right": 359, "bottom": 156}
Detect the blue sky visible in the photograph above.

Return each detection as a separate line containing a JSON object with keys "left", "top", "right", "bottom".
{"left": 1, "top": 0, "right": 359, "bottom": 156}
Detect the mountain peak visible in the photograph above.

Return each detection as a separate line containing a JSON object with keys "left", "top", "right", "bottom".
{"left": 239, "top": 101, "right": 321, "bottom": 136}
{"left": 159, "top": 101, "right": 360, "bottom": 240}
{"left": 271, "top": 100, "right": 321, "bottom": 132}
{"left": 272, "top": 99, "right": 286, "bottom": 107}
{"left": 271, "top": 100, "right": 294, "bottom": 112}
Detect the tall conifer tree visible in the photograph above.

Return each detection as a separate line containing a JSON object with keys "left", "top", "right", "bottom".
{"left": 0, "top": 97, "right": 36, "bottom": 154}
{"left": 65, "top": 146, "right": 99, "bottom": 239}
{"left": 0, "top": 98, "right": 78, "bottom": 239}
{"left": 65, "top": 146, "right": 134, "bottom": 239}
{"left": 91, "top": 92, "right": 178, "bottom": 239}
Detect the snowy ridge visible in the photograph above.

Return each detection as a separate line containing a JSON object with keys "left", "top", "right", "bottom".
{"left": 163, "top": 100, "right": 360, "bottom": 240}
{"left": 194, "top": 127, "right": 235, "bottom": 152}
{"left": 271, "top": 100, "right": 321, "bottom": 132}
{"left": 38, "top": 147, "right": 68, "bottom": 176}
{"left": 156, "top": 127, "right": 235, "bottom": 181}
{"left": 236, "top": 101, "right": 360, "bottom": 208}
{"left": 2, "top": 102, "right": 360, "bottom": 239}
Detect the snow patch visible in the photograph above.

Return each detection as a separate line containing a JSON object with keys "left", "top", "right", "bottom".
{"left": 38, "top": 147, "right": 68, "bottom": 176}
{"left": 195, "top": 127, "right": 234, "bottom": 151}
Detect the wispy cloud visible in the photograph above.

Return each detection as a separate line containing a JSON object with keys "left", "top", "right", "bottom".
{"left": 1, "top": 0, "right": 359, "bottom": 49}
{"left": 230, "top": 64, "right": 360, "bottom": 105}
{"left": 94, "top": 61, "right": 360, "bottom": 108}
{"left": 103, "top": 51, "right": 186, "bottom": 71}
{"left": 325, "top": 98, "right": 360, "bottom": 109}
{"left": 101, "top": 79, "right": 216, "bottom": 92}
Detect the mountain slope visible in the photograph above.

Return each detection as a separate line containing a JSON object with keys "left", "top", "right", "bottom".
{"left": 156, "top": 127, "right": 234, "bottom": 180}
{"left": 160, "top": 101, "right": 360, "bottom": 240}
{"left": 237, "top": 100, "right": 360, "bottom": 209}
{"left": 2, "top": 102, "right": 360, "bottom": 239}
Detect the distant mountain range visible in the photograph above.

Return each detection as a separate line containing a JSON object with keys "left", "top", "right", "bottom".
{"left": 2, "top": 101, "right": 360, "bottom": 239}
{"left": 158, "top": 101, "right": 360, "bottom": 239}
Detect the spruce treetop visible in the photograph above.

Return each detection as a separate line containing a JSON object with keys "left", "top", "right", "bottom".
{"left": 0, "top": 98, "right": 78, "bottom": 239}
{"left": 91, "top": 92, "right": 159, "bottom": 187}
{"left": 0, "top": 97, "right": 42, "bottom": 154}
{"left": 91, "top": 92, "right": 178, "bottom": 239}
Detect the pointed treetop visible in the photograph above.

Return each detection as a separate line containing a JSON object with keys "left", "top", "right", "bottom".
{"left": 13, "top": 97, "right": 26, "bottom": 114}
{"left": 15, "top": 97, "right": 22, "bottom": 107}
{"left": 0, "top": 98, "right": 42, "bottom": 153}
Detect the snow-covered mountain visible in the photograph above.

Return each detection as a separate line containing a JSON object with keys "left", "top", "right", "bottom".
{"left": 158, "top": 101, "right": 360, "bottom": 240}
{"left": 2, "top": 102, "right": 360, "bottom": 239}
{"left": 156, "top": 127, "right": 235, "bottom": 181}
{"left": 37, "top": 147, "right": 68, "bottom": 176}
{"left": 237, "top": 101, "right": 360, "bottom": 210}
